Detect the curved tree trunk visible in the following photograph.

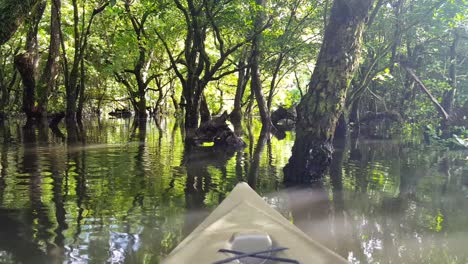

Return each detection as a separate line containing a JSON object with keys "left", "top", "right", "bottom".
{"left": 250, "top": 0, "right": 274, "bottom": 130}
{"left": 284, "top": 0, "right": 374, "bottom": 183}
{"left": 15, "top": 52, "right": 38, "bottom": 119}
{"left": 231, "top": 52, "right": 249, "bottom": 126}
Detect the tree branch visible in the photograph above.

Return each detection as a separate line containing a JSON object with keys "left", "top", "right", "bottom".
{"left": 144, "top": 73, "right": 161, "bottom": 87}
{"left": 211, "top": 62, "right": 251, "bottom": 81}
{"left": 203, "top": 0, "right": 224, "bottom": 55}
{"left": 154, "top": 29, "right": 186, "bottom": 87}
{"left": 367, "top": 0, "right": 385, "bottom": 26}
{"left": 404, "top": 66, "right": 449, "bottom": 120}
{"left": 204, "top": 16, "right": 272, "bottom": 83}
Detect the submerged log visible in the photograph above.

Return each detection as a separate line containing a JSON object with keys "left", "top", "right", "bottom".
{"left": 109, "top": 109, "right": 132, "bottom": 118}
{"left": 271, "top": 106, "right": 297, "bottom": 129}
{"left": 190, "top": 111, "right": 246, "bottom": 148}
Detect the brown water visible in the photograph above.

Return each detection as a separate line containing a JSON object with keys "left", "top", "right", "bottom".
{"left": 0, "top": 118, "right": 466, "bottom": 263}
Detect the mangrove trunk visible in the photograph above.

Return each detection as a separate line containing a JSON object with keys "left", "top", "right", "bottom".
{"left": 284, "top": 0, "right": 374, "bottom": 183}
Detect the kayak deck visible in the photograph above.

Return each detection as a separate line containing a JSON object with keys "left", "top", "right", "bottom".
{"left": 163, "top": 182, "right": 347, "bottom": 264}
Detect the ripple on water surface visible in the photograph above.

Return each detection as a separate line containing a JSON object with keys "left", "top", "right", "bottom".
{"left": 0, "top": 120, "right": 466, "bottom": 264}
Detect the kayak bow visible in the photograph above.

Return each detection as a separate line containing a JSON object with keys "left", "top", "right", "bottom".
{"left": 163, "top": 182, "right": 347, "bottom": 264}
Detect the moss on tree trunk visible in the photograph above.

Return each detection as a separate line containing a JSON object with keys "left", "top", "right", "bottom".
{"left": 284, "top": 0, "right": 373, "bottom": 183}
{"left": 0, "top": 0, "right": 41, "bottom": 45}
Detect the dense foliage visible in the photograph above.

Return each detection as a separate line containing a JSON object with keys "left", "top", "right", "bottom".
{"left": 0, "top": 0, "right": 466, "bottom": 138}
{"left": 0, "top": 1, "right": 467, "bottom": 262}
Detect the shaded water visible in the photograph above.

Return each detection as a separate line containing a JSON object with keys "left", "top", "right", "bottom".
{"left": 0, "top": 118, "right": 466, "bottom": 263}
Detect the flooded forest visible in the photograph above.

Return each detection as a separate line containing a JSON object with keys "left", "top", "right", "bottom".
{"left": 0, "top": 0, "right": 467, "bottom": 263}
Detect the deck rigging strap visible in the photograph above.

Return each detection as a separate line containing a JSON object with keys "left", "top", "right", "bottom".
{"left": 213, "top": 247, "right": 300, "bottom": 264}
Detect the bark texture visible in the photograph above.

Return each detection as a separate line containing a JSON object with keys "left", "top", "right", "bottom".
{"left": 14, "top": 1, "right": 46, "bottom": 119}
{"left": 38, "top": 0, "right": 61, "bottom": 114}
{"left": 284, "top": 0, "right": 373, "bottom": 183}
{"left": 0, "top": 0, "right": 41, "bottom": 45}
{"left": 250, "top": 0, "right": 274, "bottom": 129}
{"left": 230, "top": 51, "right": 249, "bottom": 126}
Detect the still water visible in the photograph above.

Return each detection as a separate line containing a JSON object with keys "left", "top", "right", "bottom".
{"left": 0, "top": 118, "right": 466, "bottom": 264}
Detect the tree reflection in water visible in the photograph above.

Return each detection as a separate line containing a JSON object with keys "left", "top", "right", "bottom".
{"left": 0, "top": 118, "right": 466, "bottom": 263}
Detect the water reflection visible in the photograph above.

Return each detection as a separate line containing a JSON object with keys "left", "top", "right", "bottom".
{"left": 0, "top": 118, "right": 466, "bottom": 263}
{"left": 0, "top": 209, "right": 50, "bottom": 263}
{"left": 247, "top": 127, "right": 269, "bottom": 189}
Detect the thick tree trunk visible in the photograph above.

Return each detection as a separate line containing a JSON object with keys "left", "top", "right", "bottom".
{"left": 136, "top": 93, "right": 147, "bottom": 118}
{"left": 14, "top": 1, "right": 46, "bottom": 119}
{"left": 184, "top": 91, "right": 201, "bottom": 131}
{"left": 135, "top": 75, "right": 147, "bottom": 118}
{"left": 15, "top": 53, "right": 37, "bottom": 119}
{"left": 183, "top": 77, "right": 205, "bottom": 130}
{"left": 65, "top": 79, "right": 78, "bottom": 120}
{"left": 65, "top": 118, "right": 80, "bottom": 143}
{"left": 284, "top": 0, "right": 373, "bottom": 183}
{"left": 134, "top": 30, "right": 148, "bottom": 119}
